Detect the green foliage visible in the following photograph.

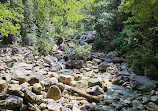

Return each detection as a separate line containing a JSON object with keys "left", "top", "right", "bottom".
{"left": 81, "top": 0, "right": 123, "bottom": 51}
{"left": 33, "top": 38, "right": 52, "bottom": 56}
{"left": 66, "top": 42, "right": 92, "bottom": 60}
{"left": 0, "top": 2, "right": 24, "bottom": 38}
{"left": 120, "top": 0, "right": 158, "bottom": 31}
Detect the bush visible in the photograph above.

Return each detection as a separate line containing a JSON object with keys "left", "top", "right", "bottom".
{"left": 66, "top": 42, "right": 92, "bottom": 60}
{"left": 33, "top": 38, "right": 52, "bottom": 56}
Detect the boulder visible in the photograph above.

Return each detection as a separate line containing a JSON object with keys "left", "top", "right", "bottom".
{"left": 47, "top": 103, "right": 62, "bottom": 111}
{"left": 50, "top": 63, "right": 61, "bottom": 72}
{"left": 86, "top": 85, "right": 104, "bottom": 96}
{"left": 23, "top": 89, "right": 37, "bottom": 104}
{"left": 98, "top": 62, "right": 111, "bottom": 71}
{"left": 151, "top": 96, "right": 158, "bottom": 104}
{"left": 130, "top": 75, "right": 156, "bottom": 91}
{"left": 88, "top": 79, "right": 102, "bottom": 87}
{"left": 58, "top": 74, "right": 72, "bottom": 85}
{"left": 53, "top": 51, "right": 65, "bottom": 60}
{"left": 47, "top": 85, "right": 62, "bottom": 100}
{"left": 66, "top": 60, "right": 85, "bottom": 69}
{"left": 0, "top": 80, "right": 7, "bottom": 93}
{"left": 146, "top": 102, "right": 158, "bottom": 111}
{"left": 7, "top": 84, "right": 23, "bottom": 97}
{"left": 0, "top": 93, "right": 9, "bottom": 100}
{"left": 11, "top": 70, "right": 28, "bottom": 83}
{"left": 28, "top": 74, "right": 44, "bottom": 86}
{"left": 92, "top": 59, "right": 101, "bottom": 65}
{"left": 33, "top": 83, "right": 42, "bottom": 94}
{"left": 43, "top": 56, "right": 58, "bottom": 65}
{"left": 0, "top": 95, "right": 23, "bottom": 110}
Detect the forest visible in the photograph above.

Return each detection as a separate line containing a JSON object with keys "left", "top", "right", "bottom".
{"left": 0, "top": 0, "right": 158, "bottom": 111}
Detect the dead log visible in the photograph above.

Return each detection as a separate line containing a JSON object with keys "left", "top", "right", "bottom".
{"left": 66, "top": 86, "right": 100, "bottom": 103}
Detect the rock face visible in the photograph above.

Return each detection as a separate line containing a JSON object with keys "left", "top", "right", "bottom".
{"left": 66, "top": 60, "right": 85, "bottom": 69}
{"left": 0, "top": 80, "right": 7, "bottom": 93}
{"left": 0, "top": 95, "right": 23, "bottom": 110}
{"left": 130, "top": 75, "right": 156, "bottom": 91}
{"left": 98, "top": 62, "right": 111, "bottom": 71}
{"left": 47, "top": 85, "right": 62, "bottom": 100}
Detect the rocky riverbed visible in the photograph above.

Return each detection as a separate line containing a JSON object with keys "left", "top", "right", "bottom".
{"left": 0, "top": 47, "right": 158, "bottom": 111}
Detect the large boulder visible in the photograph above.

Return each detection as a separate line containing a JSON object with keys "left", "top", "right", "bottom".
{"left": 50, "top": 63, "right": 62, "bottom": 72}
{"left": 0, "top": 95, "right": 23, "bottom": 110}
{"left": 86, "top": 85, "right": 104, "bottom": 96}
{"left": 66, "top": 60, "right": 85, "bottom": 69}
{"left": 43, "top": 56, "right": 58, "bottom": 65}
{"left": 58, "top": 74, "right": 72, "bottom": 85}
{"left": 130, "top": 75, "right": 156, "bottom": 91}
{"left": 98, "top": 62, "right": 111, "bottom": 71}
{"left": 47, "top": 85, "right": 62, "bottom": 100}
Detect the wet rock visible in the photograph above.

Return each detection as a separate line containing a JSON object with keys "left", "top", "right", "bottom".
{"left": 88, "top": 79, "right": 102, "bottom": 87}
{"left": 0, "top": 80, "right": 7, "bottom": 93}
{"left": 151, "top": 96, "right": 158, "bottom": 104}
{"left": 33, "top": 83, "right": 42, "bottom": 94}
{"left": 43, "top": 56, "right": 58, "bottom": 65}
{"left": 146, "top": 102, "right": 158, "bottom": 111}
{"left": 0, "top": 95, "right": 23, "bottom": 110}
{"left": 115, "top": 70, "right": 131, "bottom": 76}
{"left": 87, "top": 85, "right": 104, "bottom": 96}
{"left": 142, "top": 97, "right": 149, "bottom": 104}
{"left": 130, "top": 74, "right": 156, "bottom": 91}
{"left": 89, "top": 105, "right": 103, "bottom": 111}
{"left": 124, "top": 98, "right": 132, "bottom": 105}
{"left": 47, "top": 85, "right": 62, "bottom": 100}
{"left": 58, "top": 74, "right": 72, "bottom": 85}
{"left": 98, "top": 62, "right": 111, "bottom": 71}
{"left": 66, "top": 60, "right": 85, "bottom": 69}
{"left": 47, "top": 103, "right": 62, "bottom": 111}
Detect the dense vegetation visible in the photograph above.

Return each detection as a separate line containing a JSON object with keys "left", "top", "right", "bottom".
{"left": 0, "top": 0, "right": 158, "bottom": 79}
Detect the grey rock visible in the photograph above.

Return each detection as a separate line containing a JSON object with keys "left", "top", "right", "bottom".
{"left": 130, "top": 74, "right": 156, "bottom": 91}
{"left": 86, "top": 85, "right": 104, "bottom": 96}
{"left": 112, "top": 76, "right": 123, "bottom": 85}
{"left": 107, "top": 51, "right": 118, "bottom": 58}
{"left": 98, "top": 62, "right": 111, "bottom": 71}
{"left": 47, "top": 103, "right": 62, "bottom": 111}
{"left": 132, "top": 100, "right": 144, "bottom": 110}
{"left": 0, "top": 93, "right": 9, "bottom": 100}
{"left": 43, "top": 56, "right": 58, "bottom": 65}
{"left": 88, "top": 79, "right": 102, "bottom": 87}
{"left": 146, "top": 102, "right": 158, "bottom": 111}
{"left": 92, "top": 59, "right": 101, "bottom": 65}
{"left": 66, "top": 60, "right": 85, "bottom": 69}
{"left": 58, "top": 74, "right": 72, "bottom": 85}
{"left": 151, "top": 96, "right": 158, "bottom": 104}
{"left": 50, "top": 63, "right": 61, "bottom": 72}
{"left": 0, "top": 95, "right": 23, "bottom": 110}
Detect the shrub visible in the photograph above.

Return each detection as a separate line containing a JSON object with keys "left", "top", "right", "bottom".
{"left": 33, "top": 38, "right": 52, "bottom": 56}
{"left": 66, "top": 42, "right": 92, "bottom": 60}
